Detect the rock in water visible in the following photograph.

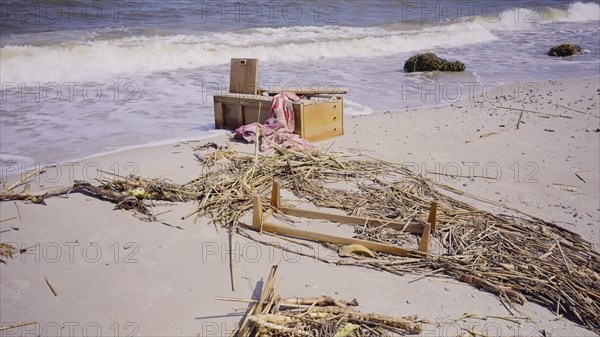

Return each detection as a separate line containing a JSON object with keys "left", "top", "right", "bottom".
{"left": 404, "top": 53, "right": 465, "bottom": 72}
{"left": 548, "top": 44, "right": 582, "bottom": 57}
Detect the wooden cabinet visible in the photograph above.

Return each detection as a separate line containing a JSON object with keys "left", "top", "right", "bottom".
{"left": 213, "top": 94, "right": 344, "bottom": 142}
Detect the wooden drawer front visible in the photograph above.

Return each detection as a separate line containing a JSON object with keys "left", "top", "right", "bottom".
{"left": 301, "top": 100, "right": 343, "bottom": 142}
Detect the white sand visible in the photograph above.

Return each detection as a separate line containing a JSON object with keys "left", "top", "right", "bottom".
{"left": 1, "top": 77, "right": 598, "bottom": 336}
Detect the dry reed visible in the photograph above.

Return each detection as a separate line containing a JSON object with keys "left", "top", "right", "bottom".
{"left": 2, "top": 145, "right": 598, "bottom": 334}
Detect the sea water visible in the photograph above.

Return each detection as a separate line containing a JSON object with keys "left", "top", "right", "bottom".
{"left": 0, "top": 0, "right": 599, "bottom": 169}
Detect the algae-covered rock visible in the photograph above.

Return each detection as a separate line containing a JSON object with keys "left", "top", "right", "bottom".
{"left": 548, "top": 44, "right": 582, "bottom": 57}
{"left": 404, "top": 52, "right": 465, "bottom": 72}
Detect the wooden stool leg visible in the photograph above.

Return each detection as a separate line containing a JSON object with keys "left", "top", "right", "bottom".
{"left": 428, "top": 201, "right": 438, "bottom": 234}
{"left": 419, "top": 223, "right": 432, "bottom": 254}
{"left": 270, "top": 182, "right": 280, "bottom": 209}
{"left": 252, "top": 195, "right": 263, "bottom": 232}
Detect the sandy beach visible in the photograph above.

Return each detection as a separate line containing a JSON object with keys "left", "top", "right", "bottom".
{"left": 1, "top": 76, "right": 598, "bottom": 336}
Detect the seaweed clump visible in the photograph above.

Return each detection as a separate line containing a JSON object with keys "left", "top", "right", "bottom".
{"left": 404, "top": 52, "right": 465, "bottom": 72}
{"left": 548, "top": 44, "right": 582, "bottom": 57}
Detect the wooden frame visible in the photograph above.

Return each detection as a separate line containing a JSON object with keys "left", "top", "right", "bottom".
{"left": 251, "top": 182, "right": 437, "bottom": 257}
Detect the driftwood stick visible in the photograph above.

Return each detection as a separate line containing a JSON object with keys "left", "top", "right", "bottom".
{"left": 215, "top": 296, "right": 258, "bottom": 304}
{"left": 1, "top": 182, "right": 129, "bottom": 204}
{"left": 496, "top": 106, "right": 573, "bottom": 119}
{"left": 555, "top": 237, "right": 573, "bottom": 276}
{"left": 14, "top": 202, "right": 21, "bottom": 220}
{"left": 4, "top": 168, "right": 44, "bottom": 192}
{"left": 556, "top": 104, "right": 586, "bottom": 114}
{"left": 279, "top": 295, "right": 357, "bottom": 309}
{"left": 458, "top": 273, "right": 526, "bottom": 304}
{"left": 44, "top": 276, "right": 58, "bottom": 296}
{"left": 0, "top": 185, "right": 74, "bottom": 203}
{"left": 0, "top": 322, "right": 38, "bottom": 332}
{"left": 0, "top": 182, "right": 151, "bottom": 218}
{"left": 229, "top": 223, "right": 236, "bottom": 292}
{"left": 426, "top": 171, "right": 496, "bottom": 180}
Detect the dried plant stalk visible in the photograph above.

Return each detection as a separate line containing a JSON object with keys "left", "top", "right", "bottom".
{"left": 3, "top": 146, "right": 598, "bottom": 334}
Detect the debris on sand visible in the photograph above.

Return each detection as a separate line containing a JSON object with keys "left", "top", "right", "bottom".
{"left": 404, "top": 52, "right": 465, "bottom": 72}
{"left": 2, "top": 146, "right": 599, "bottom": 334}
{"left": 0, "top": 243, "right": 17, "bottom": 264}
{"left": 548, "top": 44, "right": 582, "bottom": 57}
{"left": 228, "top": 265, "right": 424, "bottom": 337}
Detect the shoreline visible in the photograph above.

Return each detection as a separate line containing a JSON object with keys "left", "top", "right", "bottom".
{"left": 0, "top": 76, "right": 600, "bottom": 172}
{"left": 0, "top": 129, "right": 229, "bottom": 176}
{"left": 2, "top": 74, "right": 598, "bottom": 171}
{"left": 1, "top": 76, "right": 599, "bottom": 336}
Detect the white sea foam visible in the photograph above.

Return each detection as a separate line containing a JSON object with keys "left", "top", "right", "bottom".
{"left": 8, "top": 3, "right": 598, "bottom": 84}
{"left": 472, "top": 2, "right": 599, "bottom": 31}
{"left": 539, "top": 2, "right": 600, "bottom": 23}
{"left": 561, "top": 2, "right": 600, "bottom": 22}
{"left": 0, "top": 22, "right": 497, "bottom": 83}
{"left": 344, "top": 98, "right": 374, "bottom": 115}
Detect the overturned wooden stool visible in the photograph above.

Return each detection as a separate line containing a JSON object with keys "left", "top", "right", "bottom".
{"left": 251, "top": 182, "right": 437, "bottom": 257}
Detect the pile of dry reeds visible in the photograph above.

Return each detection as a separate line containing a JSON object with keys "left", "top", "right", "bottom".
{"left": 2, "top": 145, "right": 598, "bottom": 333}
{"left": 186, "top": 146, "right": 600, "bottom": 334}
{"left": 230, "top": 265, "right": 423, "bottom": 337}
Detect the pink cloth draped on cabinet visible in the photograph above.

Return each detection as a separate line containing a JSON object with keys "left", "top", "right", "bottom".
{"left": 235, "top": 93, "right": 313, "bottom": 151}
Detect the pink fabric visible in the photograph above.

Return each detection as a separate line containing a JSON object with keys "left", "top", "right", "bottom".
{"left": 270, "top": 92, "right": 298, "bottom": 132}
{"left": 235, "top": 93, "right": 312, "bottom": 151}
